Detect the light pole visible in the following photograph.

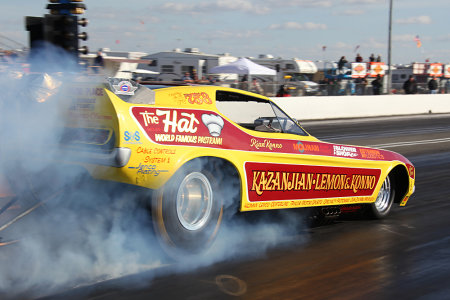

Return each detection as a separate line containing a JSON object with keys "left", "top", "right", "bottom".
{"left": 387, "top": 0, "right": 393, "bottom": 94}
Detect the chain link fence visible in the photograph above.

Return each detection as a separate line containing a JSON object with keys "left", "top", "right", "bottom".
{"left": 214, "top": 80, "right": 450, "bottom": 97}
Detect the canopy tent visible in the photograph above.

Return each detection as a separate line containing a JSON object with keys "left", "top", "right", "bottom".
{"left": 209, "top": 57, "right": 276, "bottom": 94}
{"left": 208, "top": 57, "right": 276, "bottom": 75}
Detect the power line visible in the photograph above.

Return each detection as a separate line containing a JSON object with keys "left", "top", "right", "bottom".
{"left": 0, "top": 33, "right": 27, "bottom": 49}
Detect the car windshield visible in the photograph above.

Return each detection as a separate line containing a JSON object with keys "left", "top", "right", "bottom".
{"left": 215, "top": 91, "right": 308, "bottom": 136}
{"left": 289, "top": 74, "right": 312, "bottom": 82}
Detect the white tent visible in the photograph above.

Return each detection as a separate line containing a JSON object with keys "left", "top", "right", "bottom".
{"left": 208, "top": 57, "right": 276, "bottom": 75}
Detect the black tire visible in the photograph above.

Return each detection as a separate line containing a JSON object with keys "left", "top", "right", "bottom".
{"left": 367, "top": 174, "right": 395, "bottom": 219}
{"left": 152, "top": 159, "right": 223, "bottom": 255}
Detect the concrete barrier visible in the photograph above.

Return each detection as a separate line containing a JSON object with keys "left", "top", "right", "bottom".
{"left": 272, "top": 94, "right": 450, "bottom": 120}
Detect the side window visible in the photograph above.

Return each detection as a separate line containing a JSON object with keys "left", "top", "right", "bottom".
{"left": 285, "top": 64, "right": 295, "bottom": 70}
{"left": 161, "top": 65, "right": 174, "bottom": 73}
{"left": 215, "top": 91, "right": 307, "bottom": 136}
{"left": 181, "top": 66, "right": 194, "bottom": 74}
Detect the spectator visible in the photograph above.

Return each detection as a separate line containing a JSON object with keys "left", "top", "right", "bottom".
{"left": 369, "top": 53, "right": 375, "bottom": 62}
{"left": 376, "top": 55, "right": 382, "bottom": 62}
{"left": 372, "top": 75, "right": 382, "bottom": 95}
{"left": 198, "top": 76, "right": 209, "bottom": 84}
{"left": 337, "top": 79, "right": 346, "bottom": 95}
{"left": 319, "top": 78, "right": 329, "bottom": 95}
{"left": 250, "top": 78, "right": 263, "bottom": 94}
{"left": 349, "top": 80, "right": 356, "bottom": 95}
{"left": 191, "top": 69, "right": 198, "bottom": 82}
{"left": 355, "top": 53, "right": 363, "bottom": 62}
{"left": 356, "top": 77, "right": 368, "bottom": 95}
{"left": 239, "top": 74, "right": 248, "bottom": 90}
{"left": 276, "top": 85, "right": 290, "bottom": 97}
{"left": 441, "top": 78, "right": 448, "bottom": 94}
{"left": 208, "top": 75, "right": 216, "bottom": 84}
{"left": 403, "top": 75, "right": 418, "bottom": 94}
{"left": 428, "top": 77, "right": 438, "bottom": 94}
{"left": 338, "top": 56, "right": 348, "bottom": 74}
{"left": 93, "top": 50, "right": 104, "bottom": 73}
{"left": 330, "top": 78, "right": 339, "bottom": 95}
{"left": 361, "top": 77, "right": 368, "bottom": 95}
{"left": 182, "top": 72, "right": 193, "bottom": 83}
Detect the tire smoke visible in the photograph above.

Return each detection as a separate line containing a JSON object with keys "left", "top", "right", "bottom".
{"left": 0, "top": 48, "right": 308, "bottom": 299}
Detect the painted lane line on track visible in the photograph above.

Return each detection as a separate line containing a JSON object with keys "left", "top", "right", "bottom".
{"left": 322, "top": 127, "right": 450, "bottom": 141}
{"left": 368, "top": 137, "right": 450, "bottom": 148}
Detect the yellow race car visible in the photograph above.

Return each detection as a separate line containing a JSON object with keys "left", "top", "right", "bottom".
{"left": 51, "top": 78, "right": 415, "bottom": 253}
{"left": 2, "top": 77, "right": 414, "bottom": 253}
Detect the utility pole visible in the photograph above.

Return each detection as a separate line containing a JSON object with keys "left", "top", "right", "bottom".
{"left": 387, "top": 0, "right": 393, "bottom": 94}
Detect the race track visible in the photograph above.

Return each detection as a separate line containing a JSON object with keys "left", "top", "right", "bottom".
{"left": 6, "top": 113, "right": 450, "bottom": 300}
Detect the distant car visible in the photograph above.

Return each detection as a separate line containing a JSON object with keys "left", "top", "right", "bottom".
{"left": 284, "top": 74, "right": 319, "bottom": 95}
{"left": 54, "top": 78, "right": 415, "bottom": 253}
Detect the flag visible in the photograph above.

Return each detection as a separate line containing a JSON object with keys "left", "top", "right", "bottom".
{"left": 414, "top": 35, "right": 422, "bottom": 48}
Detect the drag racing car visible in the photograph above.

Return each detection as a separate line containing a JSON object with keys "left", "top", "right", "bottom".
{"left": 0, "top": 76, "right": 416, "bottom": 254}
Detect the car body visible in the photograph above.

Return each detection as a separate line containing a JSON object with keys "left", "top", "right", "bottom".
{"left": 51, "top": 78, "right": 415, "bottom": 252}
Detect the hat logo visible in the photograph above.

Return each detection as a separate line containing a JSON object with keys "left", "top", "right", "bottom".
{"left": 201, "top": 114, "right": 224, "bottom": 137}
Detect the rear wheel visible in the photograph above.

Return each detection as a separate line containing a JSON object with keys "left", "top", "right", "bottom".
{"left": 152, "top": 160, "right": 223, "bottom": 255}
{"left": 368, "top": 175, "right": 395, "bottom": 219}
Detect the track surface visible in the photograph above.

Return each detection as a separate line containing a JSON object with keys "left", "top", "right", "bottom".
{"left": 11, "top": 114, "right": 450, "bottom": 299}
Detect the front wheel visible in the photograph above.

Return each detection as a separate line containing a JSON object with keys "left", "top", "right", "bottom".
{"left": 152, "top": 160, "right": 223, "bottom": 255}
{"left": 368, "top": 175, "right": 395, "bottom": 219}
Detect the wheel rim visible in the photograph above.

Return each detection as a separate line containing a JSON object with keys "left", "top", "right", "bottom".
{"left": 375, "top": 176, "right": 392, "bottom": 213}
{"left": 176, "top": 172, "right": 213, "bottom": 231}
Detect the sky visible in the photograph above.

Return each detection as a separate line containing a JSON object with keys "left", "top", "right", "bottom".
{"left": 2, "top": 0, "right": 450, "bottom": 64}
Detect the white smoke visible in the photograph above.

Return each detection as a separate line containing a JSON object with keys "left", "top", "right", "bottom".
{"left": 0, "top": 46, "right": 309, "bottom": 299}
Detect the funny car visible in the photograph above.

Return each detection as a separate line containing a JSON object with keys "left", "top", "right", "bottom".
{"left": 2, "top": 77, "right": 415, "bottom": 254}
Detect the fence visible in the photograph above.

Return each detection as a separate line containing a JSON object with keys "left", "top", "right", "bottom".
{"left": 215, "top": 81, "right": 450, "bottom": 97}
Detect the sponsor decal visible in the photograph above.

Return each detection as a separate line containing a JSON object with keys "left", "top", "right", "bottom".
{"left": 136, "top": 147, "right": 176, "bottom": 155}
{"left": 112, "top": 81, "right": 137, "bottom": 95}
{"left": 136, "top": 147, "right": 153, "bottom": 154}
{"left": 153, "top": 148, "right": 176, "bottom": 155}
{"left": 143, "top": 157, "right": 170, "bottom": 164}
{"left": 168, "top": 92, "right": 186, "bottom": 105}
{"left": 132, "top": 107, "right": 224, "bottom": 146}
{"left": 333, "top": 145, "right": 358, "bottom": 157}
{"left": 141, "top": 109, "right": 199, "bottom": 133}
{"left": 244, "top": 196, "right": 373, "bottom": 210}
{"left": 69, "top": 97, "right": 96, "bottom": 111}
{"left": 202, "top": 114, "right": 224, "bottom": 136}
{"left": 407, "top": 164, "right": 415, "bottom": 179}
{"left": 293, "top": 141, "right": 320, "bottom": 153}
{"left": 184, "top": 92, "right": 212, "bottom": 105}
{"left": 128, "top": 163, "right": 168, "bottom": 176}
{"left": 250, "top": 138, "right": 283, "bottom": 151}
{"left": 360, "top": 148, "right": 384, "bottom": 159}
{"left": 245, "top": 162, "right": 380, "bottom": 202}
{"left": 136, "top": 147, "right": 175, "bottom": 163}
{"left": 294, "top": 141, "right": 305, "bottom": 153}
{"left": 124, "top": 130, "right": 142, "bottom": 144}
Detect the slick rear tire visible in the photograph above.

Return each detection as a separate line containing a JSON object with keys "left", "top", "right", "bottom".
{"left": 367, "top": 174, "right": 395, "bottom": 219}
{"left": 152, "top": 159, "right": 223, "bottom": 255}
